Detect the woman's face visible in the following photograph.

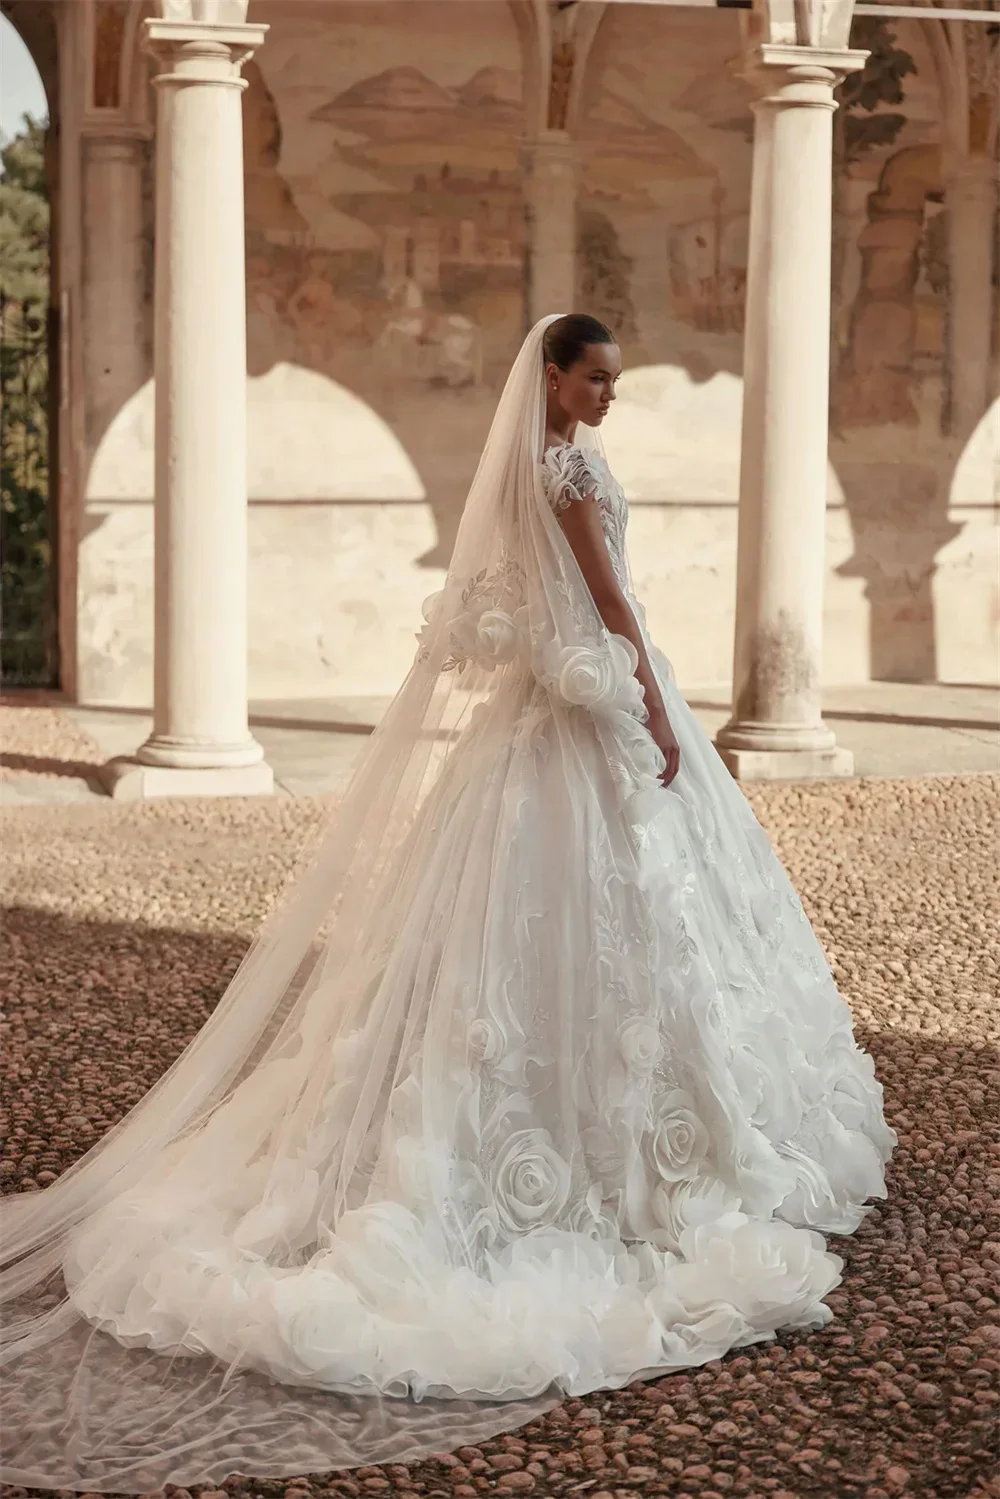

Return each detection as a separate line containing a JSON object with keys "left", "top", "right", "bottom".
{"left": 546, "top": 341, "right": 622, "bottom": 428}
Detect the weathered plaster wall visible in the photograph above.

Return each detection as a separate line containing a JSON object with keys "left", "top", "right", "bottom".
{"left": 77, "top": 1, "right": 999, "bottom": 705}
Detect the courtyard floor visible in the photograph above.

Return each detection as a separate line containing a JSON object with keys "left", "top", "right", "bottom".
{"left": 0, "top": 680, "right": 997, "bottom": 803}
{"left": 0, "top": 701, "right": 998, "bottom": 1499}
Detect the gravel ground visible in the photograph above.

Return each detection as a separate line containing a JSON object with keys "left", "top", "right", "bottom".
{"left": 1, "top": 768, "right": 998, "bottom": 1499}
{"left": 0, "top": 700, "right": 106, "bottom": 783}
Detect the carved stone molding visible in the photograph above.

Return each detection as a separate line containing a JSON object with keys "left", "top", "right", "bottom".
{"left": 511, "top": 0, "right": 607, "bottom": 139}
{"left": 921, "top": 5, "right": 999, "bottom": 165}
{"left": 746, "top": 0, "right": 859, "bottom": 51}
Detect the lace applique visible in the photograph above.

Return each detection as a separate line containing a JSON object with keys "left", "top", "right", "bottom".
{"left": 540, "top": 444, "right": 631, "bottom": 593}
{"left": 540, "top": 444, "right": 602, "bottom": 514}
{"left": 414, "top": 546, "right": 528, "bottom": 673}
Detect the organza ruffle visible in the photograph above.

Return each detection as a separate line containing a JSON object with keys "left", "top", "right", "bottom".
{"left": 58, "top": 662, "right": 893, "bottom": 1408}
{"left": 0, "top": 321, "right": 894, "bottom": 1490}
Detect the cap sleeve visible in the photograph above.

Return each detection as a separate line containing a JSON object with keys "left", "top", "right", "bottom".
{"left": 540, "top": 444, "right": 601, "bottom": 515}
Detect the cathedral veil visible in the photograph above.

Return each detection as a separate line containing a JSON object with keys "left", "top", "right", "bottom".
{"left": 0, "top": 310, "right": 897, "bottom": 1488}
{"left": 0, "top": 316, "right": 665, "bottom": 1488}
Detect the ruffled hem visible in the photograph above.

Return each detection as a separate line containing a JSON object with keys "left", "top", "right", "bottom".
{"left": 66, "top": 1202, "right": 841, "bottom": 1401}
{"left": 59, "top": 621, "right": 894, "bottom": 1411}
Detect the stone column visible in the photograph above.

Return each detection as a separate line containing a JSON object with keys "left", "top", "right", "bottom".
{"left": 715, "top": 44, "right": 865, "bottom": 782}
{"left": 81, "top": 130, "right": 148, "bottom": 446}
{"left": 105, "top": 17, "right": 273, "bottom": 799}
{"left": 524, "top": 130, "right": 579, "bottom": 326}
{"left": 947, "top": 154, "right": 998, "bottom": 442}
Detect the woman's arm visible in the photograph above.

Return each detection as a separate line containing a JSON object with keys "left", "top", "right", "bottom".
{"left": 555, "top": 494, "right": 680, "bottom": 787}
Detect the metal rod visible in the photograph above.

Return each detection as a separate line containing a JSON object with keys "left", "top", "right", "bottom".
{"left": 854, "top": 4, "right": 999, "bottom": 18}
{"left": 601, "top": 0, "right": 1000, "bottom": 16}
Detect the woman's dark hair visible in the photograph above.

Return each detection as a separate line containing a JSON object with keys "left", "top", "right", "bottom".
{"left": 542, "top": 313, "right": 615, "bottom": 373}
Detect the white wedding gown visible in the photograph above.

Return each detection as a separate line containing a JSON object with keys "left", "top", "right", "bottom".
{"left": 59, "top": 441, "right": 895, "bottom": 1411}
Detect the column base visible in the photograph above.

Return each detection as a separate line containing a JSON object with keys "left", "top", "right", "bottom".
{"left": 137, "top": 733, "right": 267, "bottom": 770}
{"left": 715, "top": 743, "right": 855, "bottom": 782}
{"left": 101, "top": 756, "right": 275, "bottom": 801}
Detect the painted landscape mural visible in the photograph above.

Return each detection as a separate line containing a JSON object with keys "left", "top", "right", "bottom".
{"left": 203, "top": 0, "right": 995, "bottom": 697}
{"left": 244, "top": 0, "right": 527, "bottom": 406}
{"left": 573, "top": 4, "right": 996, "bottom": 685}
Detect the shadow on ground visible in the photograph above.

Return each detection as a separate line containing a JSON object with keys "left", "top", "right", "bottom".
{"left": 1, "top": 892, "right": 997, "bottom": 1499}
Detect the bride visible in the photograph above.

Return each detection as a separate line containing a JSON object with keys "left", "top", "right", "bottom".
{"left": 0, "top": 314, "right": 895, "bottom": 1491}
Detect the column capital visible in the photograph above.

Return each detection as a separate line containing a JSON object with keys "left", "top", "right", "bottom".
{"left": 143, "top": 18, "right": 268, "bottom": 87}
{"left": 521, "top": 129, "right": 581, "bottom": 175}
{"left": 80, "top": 121, "right": 153, "bottom": 152}
{"left": 82, "top": 112, "right": 153, "bottom": 146}
{"left": 747, "top": 43, "right": 869, "bottom": 104}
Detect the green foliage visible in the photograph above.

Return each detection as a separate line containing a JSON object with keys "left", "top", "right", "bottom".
{"left": 1, "top": 114, "right": 53, "bottom": 686}
{"left": 1, "top": 115, "right": 50, "bottom": 303}
{"left": 839, "top": 19, "right": 918, "bottom": 164}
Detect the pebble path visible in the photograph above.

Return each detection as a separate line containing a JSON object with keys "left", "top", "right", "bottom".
{"left": 1, "top": 712, "right": 997, "bottom": 1499}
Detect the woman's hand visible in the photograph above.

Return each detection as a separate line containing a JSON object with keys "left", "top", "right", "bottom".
{"left": 648, "top": 709, "right": 681, "bottom": 788}
{"left": 552, "top": 497, "right": 681, "bottom": 789}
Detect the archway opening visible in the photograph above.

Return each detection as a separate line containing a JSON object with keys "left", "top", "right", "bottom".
{"left": 0, "top": 8, "right": 55, "bottom": 686}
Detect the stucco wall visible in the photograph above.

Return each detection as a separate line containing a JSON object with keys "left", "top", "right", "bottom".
{"left": 76, "top": 1, "right": 999, "bottom": 704}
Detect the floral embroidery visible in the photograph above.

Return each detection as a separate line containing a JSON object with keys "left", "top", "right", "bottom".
{"left": 489, "top": 1129, "right": 573, "bottom": 1236}
{"left": 647, "top": 1091, "right": 712, "bottom": 1183}
{"left": 541, "top": 444, "right": 631, "bottom": 593}
{"left": 415, "top": 547, "right": 529, "bottom": 672}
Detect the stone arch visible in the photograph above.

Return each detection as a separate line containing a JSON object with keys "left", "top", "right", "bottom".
{"left": 82, "top": 363, "right": 441, "bottom": 702}
{"left": 99, "top": 0, "right": 156, "bottom": 132}
{"left": 1, "top": 0, "right": 59, "bottom": 202}
{"left": 0, "top": 1, "right": 58, "bottom": 253}
{"left": 0, "top": 2, "right": 58, "bottom": 118}
{"left": 920, "top": 13, "right": 999, "bottom": 164}
{"left": 0, "top": 1, "right": 60, "bottom": 685}
{"left": 507, "top": 0, "right": 609, "bottom": 137}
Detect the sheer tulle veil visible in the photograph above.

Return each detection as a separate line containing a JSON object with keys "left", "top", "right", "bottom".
{"left": 0, "top": 316, "right": 663, "bottom": 1488}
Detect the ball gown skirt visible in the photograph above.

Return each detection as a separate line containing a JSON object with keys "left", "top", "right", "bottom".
{"left": 0, "top": 445, "right": 895, "bottom": 1489}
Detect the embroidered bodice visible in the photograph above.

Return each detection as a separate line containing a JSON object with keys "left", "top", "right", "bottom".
{"left": 540, "top": 443, "right": 631, "bottom": 592}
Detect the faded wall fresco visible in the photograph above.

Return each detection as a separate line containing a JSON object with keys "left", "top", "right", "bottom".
{"left": 578, "top": 8, "right": 753, "bottom": 377}
{"left": 827, "top": 19, "right": 998, "bottom": 682}
{"left": 238, "top": 0, "right": 531, "bottom": 691}
{"left": 77, "top": 2, "right": 998, "bottom": 706}
{"left": 831, "top": 22, "right": 945, "bottom": 433}
{"left": 575, "top": 6, "right": 998, "bottom": 687}
{"left": 245, "top": 0, "right": 526, "bottom": 396}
